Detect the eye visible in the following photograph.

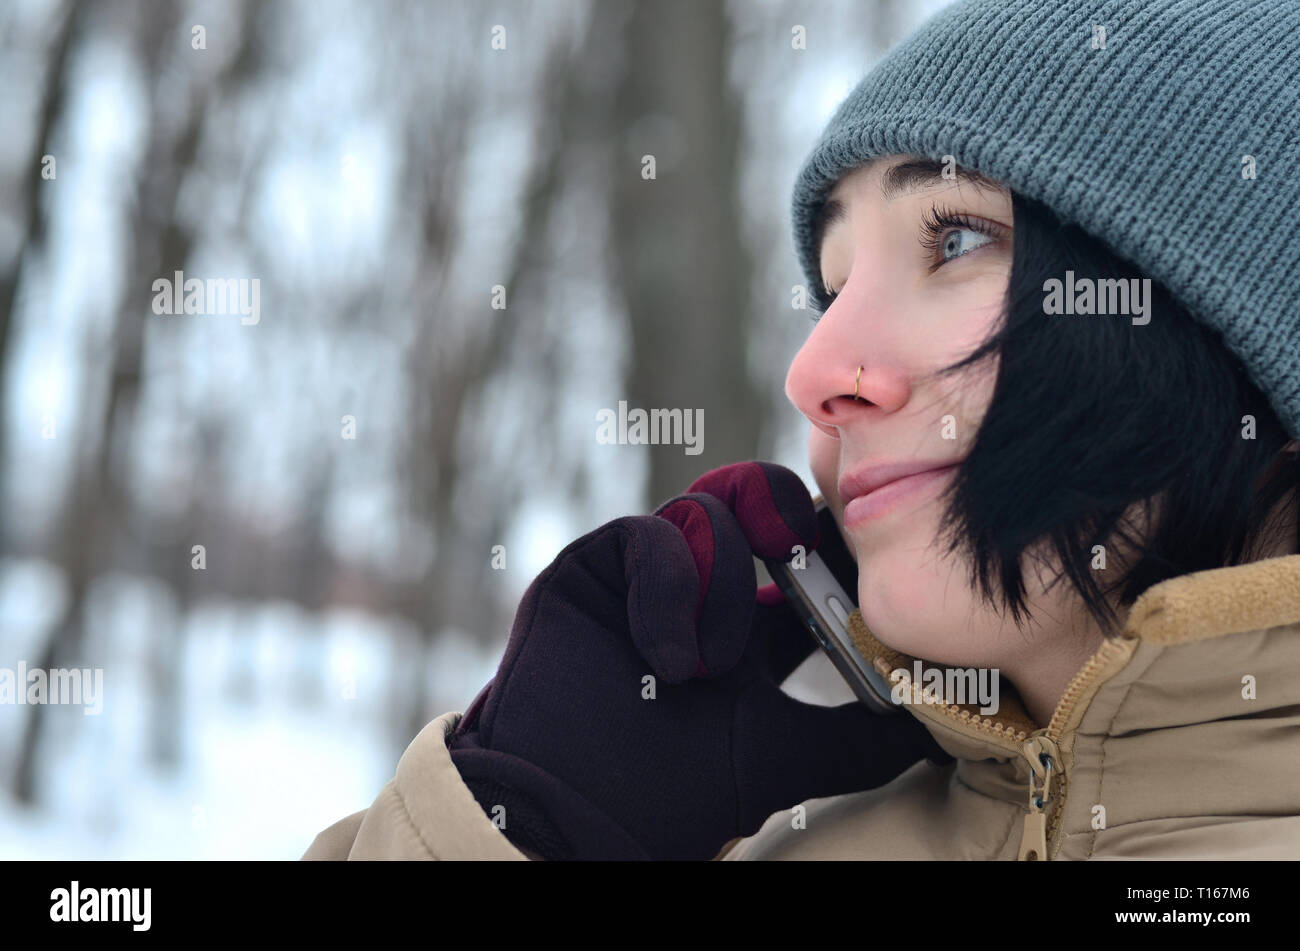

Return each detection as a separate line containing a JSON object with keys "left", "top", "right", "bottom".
{"left": 938, "top": 228, "right": 991, "bottom": 260}
{"left": 919, "top": 203, "right": 1007, "bottom": 270}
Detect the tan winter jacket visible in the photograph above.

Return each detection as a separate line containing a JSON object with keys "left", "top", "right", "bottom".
{"left": 302, "top": 553, "right": 1300, "bottom": 860}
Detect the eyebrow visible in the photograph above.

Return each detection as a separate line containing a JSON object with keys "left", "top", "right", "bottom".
{"left": 810, "top": 158, "right": 1005, "bottom": 276}
{"left": 881, "top": 158, "right": 1003, "bottom": 200}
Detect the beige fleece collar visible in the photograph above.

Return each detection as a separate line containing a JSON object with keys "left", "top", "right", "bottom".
{"left": 846, "top": 554, "right": 1300, "bottom": 761}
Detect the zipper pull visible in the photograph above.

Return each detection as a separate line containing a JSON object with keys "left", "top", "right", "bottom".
{"left": 1017, "top": 736, "right": 1056, "bottom": 861}
{"left": 1019, "top": 810, "right": 1047, "bottom": 862}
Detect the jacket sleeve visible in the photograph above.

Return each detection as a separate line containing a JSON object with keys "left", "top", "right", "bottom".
{"left": 300, "top": 709, "right": 787, "bottom": 860}
{"left": 300, "top": 711, "right": 531, "bottom": 860}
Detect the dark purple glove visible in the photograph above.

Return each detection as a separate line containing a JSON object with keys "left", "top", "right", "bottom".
{"left": 448, "top": 461, "right": 947, "bottom": 860}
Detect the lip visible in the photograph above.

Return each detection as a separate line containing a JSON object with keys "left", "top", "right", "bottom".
{"left": 839, "top": 459, "right": 963, "bottom": 527}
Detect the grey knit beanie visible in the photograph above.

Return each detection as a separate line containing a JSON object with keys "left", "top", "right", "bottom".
{"left": 791, "top": 0, "right": 1300, "bottom": 437}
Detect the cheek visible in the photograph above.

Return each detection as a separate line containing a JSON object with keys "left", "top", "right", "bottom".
{"left": 940, "top": 285, "right": 1004, "bottom": 399}
{"left": 914, "top": 306, "right": 1002, "bottom": 450}
{"left": 807, "top": 427, "right": 855, "bottom": 557}
{"left": 939, "top": 353, "right": 999, "bottom": 445}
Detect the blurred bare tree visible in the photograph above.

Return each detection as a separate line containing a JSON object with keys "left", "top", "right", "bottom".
{"left": 611, "top": 0, "right": 761, "bottom": 508}
{"left": 0, "top": 0, "right": 950, "bottom": 852}
{"left": 11, "top": 0, "right": 263, "bottom": 801}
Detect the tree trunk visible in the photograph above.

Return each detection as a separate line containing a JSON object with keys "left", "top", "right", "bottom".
{"left": 611, "top": 0, "right": 762, "bottom": 510}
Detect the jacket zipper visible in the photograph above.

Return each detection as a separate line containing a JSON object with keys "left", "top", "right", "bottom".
{"left": 884, "top": 639, "right": 1129, "bottom": 861}
{"left": 1015, "top": 640, "right": 1132, "bottom": 859}
{"left": 1016, "top": 733, "right": 1060, "bottom": 860}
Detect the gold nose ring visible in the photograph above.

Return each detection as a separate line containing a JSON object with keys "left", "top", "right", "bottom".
{"left": 854, "top": 365, "right": 863, "bottom": 401}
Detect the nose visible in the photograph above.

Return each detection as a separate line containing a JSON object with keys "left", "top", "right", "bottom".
{"left": 784, "top": 290, "right": 911, "bottom": 438}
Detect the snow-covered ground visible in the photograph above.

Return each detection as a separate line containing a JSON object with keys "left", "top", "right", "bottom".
{"left": 0, "top": 559, "right": 501, "bottom": 859}
{"left": 0, "top": 542, "right": 847, "bottom": 860}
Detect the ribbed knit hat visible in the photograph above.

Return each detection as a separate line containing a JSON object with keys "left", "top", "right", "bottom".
{"left": 790, "top": 0, "right": 1300, "bottom": 437}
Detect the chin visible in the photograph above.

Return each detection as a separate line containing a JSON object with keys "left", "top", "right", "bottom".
{"left": 855, "top": 561, "right": 925, "bottom": 654}
{"left": 854, "top": 547, "right": 976, "bottom": 667}
{"left": 857, "top": 600, "right": 958, "bottom": 667}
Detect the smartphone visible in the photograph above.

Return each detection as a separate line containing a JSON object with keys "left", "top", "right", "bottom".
{"left": 763, "top": 500, "right": 900, "bottom": 715}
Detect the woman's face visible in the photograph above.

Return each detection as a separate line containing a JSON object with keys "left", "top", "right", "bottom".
{"left": 786, "top": 154, "right": 1069, "bottom": 671}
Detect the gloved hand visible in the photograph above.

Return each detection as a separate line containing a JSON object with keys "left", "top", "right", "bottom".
{"left": 448, "top": 461, "right": 949, "bottom": 860}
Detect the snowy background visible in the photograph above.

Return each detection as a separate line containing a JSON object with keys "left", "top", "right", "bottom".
{"left": 0, "top": 0, "right": 952, "bottom": 859}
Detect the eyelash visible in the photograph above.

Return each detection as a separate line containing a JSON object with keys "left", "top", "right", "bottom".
{"left": 917, "top": 203, "right": 1005, "bottom": 273}
{"left": 811, "top": 204, "right": 1007, "bottom": 320}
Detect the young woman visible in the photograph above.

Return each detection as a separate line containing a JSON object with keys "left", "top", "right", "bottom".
{"left": 304, "top": 0, "right": 1300, "bottom": 860}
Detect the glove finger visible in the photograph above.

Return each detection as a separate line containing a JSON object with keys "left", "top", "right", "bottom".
{"left": 652, "top": 493, "right": 755, "bottom": 678}
{"left": 611, "top": 515, "right": 707, "bottom": 685}
{"left": 504, "top": 515, "right": 702, "bottom": 687}
{"left": 684, "top": 461, "right": 818, "bottom": 562}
